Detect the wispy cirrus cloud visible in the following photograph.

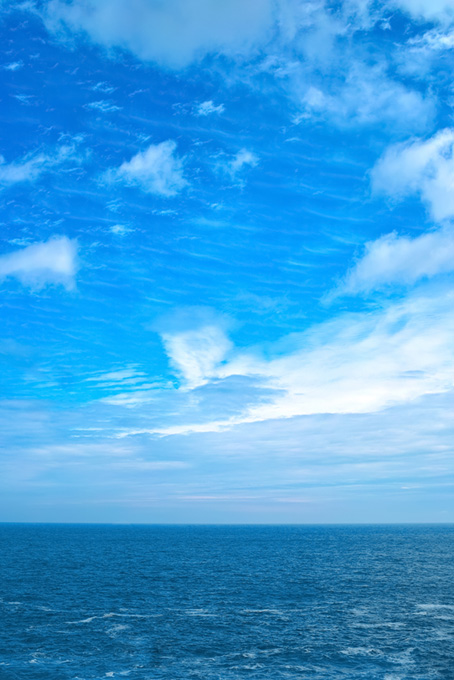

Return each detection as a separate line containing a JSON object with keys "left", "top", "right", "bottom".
{"left": 0, "top": 236, "right": 79, "bottom": 291}
{"left": 105, "top": 140, "right": 188, "bottom": 196}
{"left": 85, "top": 367, "right": 147, "bottom": 385}
{"left": 91, "top": 81, "right": 116, "bottom": 93}
{"left": 3, "top": 61, "right": 23, "bottom": 71}
{"left": 85, "top": 99, "right": 121, "bottom": 113}
{"left": 110, "top": 224, "right": 132, "bottom": 236}
{"left": 82, "top": 366, "right": 167, "bottom": 407}
{"left": 195, "top": 100, "right": 225, "bottom": 116}
{"left": 0, "top": 140, "right": 84, "bottom": 186}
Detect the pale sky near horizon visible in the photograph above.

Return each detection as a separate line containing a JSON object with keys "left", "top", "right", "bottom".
{"left": 0, "top": 0, "right": 453, "bottom": 523}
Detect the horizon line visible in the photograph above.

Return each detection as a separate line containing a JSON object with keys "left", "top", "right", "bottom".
{"left": 1, "top": 521, "right": 453, "bottom": 527}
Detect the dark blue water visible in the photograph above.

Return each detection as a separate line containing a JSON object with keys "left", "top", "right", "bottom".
{"left": 1, "top": 525, "right": 453, "bottom": 679}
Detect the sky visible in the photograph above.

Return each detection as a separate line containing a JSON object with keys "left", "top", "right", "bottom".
{"left": 0, "top": 0, "right": 453, "bottom": 523}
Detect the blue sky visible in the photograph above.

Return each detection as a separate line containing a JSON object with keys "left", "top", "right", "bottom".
{"left": 0, "top": 0, "right": 453, "bottom": 523}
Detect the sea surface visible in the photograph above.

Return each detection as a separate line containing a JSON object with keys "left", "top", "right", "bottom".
{"left": 0, "top": 524, "right": 453, "bottom": 679}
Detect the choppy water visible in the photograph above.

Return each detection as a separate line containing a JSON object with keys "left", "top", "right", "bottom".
{"left": 0, "top": 524, "right": 453, "bottom": 679}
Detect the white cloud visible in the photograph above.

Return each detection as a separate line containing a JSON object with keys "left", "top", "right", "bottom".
{"left": 85, "top": 368, "right": 146, "bottom": 384}
{"left": 14, "top": 94, "right": 34, "bottom": 105}
{"left": 230, "top": 149, "right": 258, "bottom": 173}
{"left": 408, "top": 26, "right": 454, "bottom": 51}
{"left": 371, "top": 128, "right": 454, "bottom": 222}
{"left": 336, "top": 227, "right": 454, "bottom": 295}
{"left": 295, "top": 63, "right": 434, "bottom": 130}
{"left": 107, "top": 141, "right": 187, "bottom": 196}
{"left": 3, "top": 390, "right": 452, "bottom": 521}
{"left": 161, "top": 325, "right": 233, "bottom": 389}
{"left": 0, "top": 236, "right": 79, "bottom": 290}
{"left": 42, "top": 0, "right": 274, "bottom": 69}
{"left": 195, "top": 100, "right": 225, "bottom": 116}
{"left": 394, "top": 29, "right": 452, "bottom": 80}
{"left": 83, "top": 366, "right": 165, "bottom": 406}
{"left": 389, "top": 0, "right": 454, "bottom": 23}
{"left": 110, "top": 224, "right": 131, "bottom": 236}
{"left": 91, "top": 81, "right": 116, "bottom": 93}
{"left": 36, "top": 1, "right": 436, "bottom": 131}
{"left": 267, "top": 5, "right": 434, "bottom": 131}
{"left": 152, "top": 289, "right": 454, "bottom": 433}
{"left": 223, "top": 292, "right": 454, "bottom": 420}
{"left": 3, "top": 61, "right": 23, "bottom": 71}
{"left": 86, "top": 100, "right": 121, "bottom": 113}
{"left": 0, "top": 142, "right": 83, "bottom": 186}
{"left": 221, "top": 149, "right": 259, "bottom": 180}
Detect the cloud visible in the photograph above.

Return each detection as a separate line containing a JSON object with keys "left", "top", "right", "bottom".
{"left": 237, "top": 291, "right": 453, "bottom": 421}
{"left": 82, "top": 366, "right": 165, "bottom": 407}
{"left": 110, "top": 224, "right": 132, "bottom": 236}
{"left": 371, "top": 128, "right": 454, "bottom": 221}
{"left": 161, "top": 325, "right": 233, "bottom": 390}
{"left": 394, "top": 27, "right": 454, "bottom": 80}
{"left": 91, "top": 81, "right": 116, "bottom": 93}
{"left": 0, "top": 142, "right": 83, "bottom": 186}
{"left": 389, "top": 0, "right": 454, "bottom": 23}
{"left": 220, "top": 149, "right": 259, "bottom": 181}
{"left": 14, "top": 94, "right": 34, "bottom": 105}
{"left": 86, "top": 100, "right": 121, "bottom": 113}
{"left": 230, "top": 149, "right": 258, "bottom": 173}
{"left": 262, "top": 5, "right": 434, "bottom": 131}
{"left": 151, "top": 288, "right": 454, "bottom": 434}
{"left": 106, "top": 141, "right": 187, "bottom": 196}
{"left": 35, "top": 1, "right": 436, "bottom": 131}
{"left": 42, "top": 0, "right": 274, "bottom": 69}
{"left": 336, "top": 227, "right": 454, "bottom": 295}
{"left": 295, "top": 63, "right": 434, "bottom": 130}
{"left": 85, "top": 367, "right": 146, "bottom": 384}
{"left": 2, "top": 388, "right": 452, "bottom": 521}
{"left": 407, "top": 26, "right": 454, "bottom": 51}
{"left": 3, "top": 61, "right": 23, "bottom": 71}
{"left": 0, "top": 236, "right": 79, "bottom": 290}
{"left": 195, "top": 100, "right": 225, "bottom": 116}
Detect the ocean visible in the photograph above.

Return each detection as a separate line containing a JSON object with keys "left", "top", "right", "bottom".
{"left": 0, "top": 524, "right": 453, "bottom": 679}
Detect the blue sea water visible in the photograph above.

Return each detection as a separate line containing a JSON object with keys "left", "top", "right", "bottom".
{"left": 0, "top": 525, "right": 453, "bottom": 680}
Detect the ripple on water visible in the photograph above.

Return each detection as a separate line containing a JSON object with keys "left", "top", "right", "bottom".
{"left": 1, "top": 524, "right": 453, "bottom": 680}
